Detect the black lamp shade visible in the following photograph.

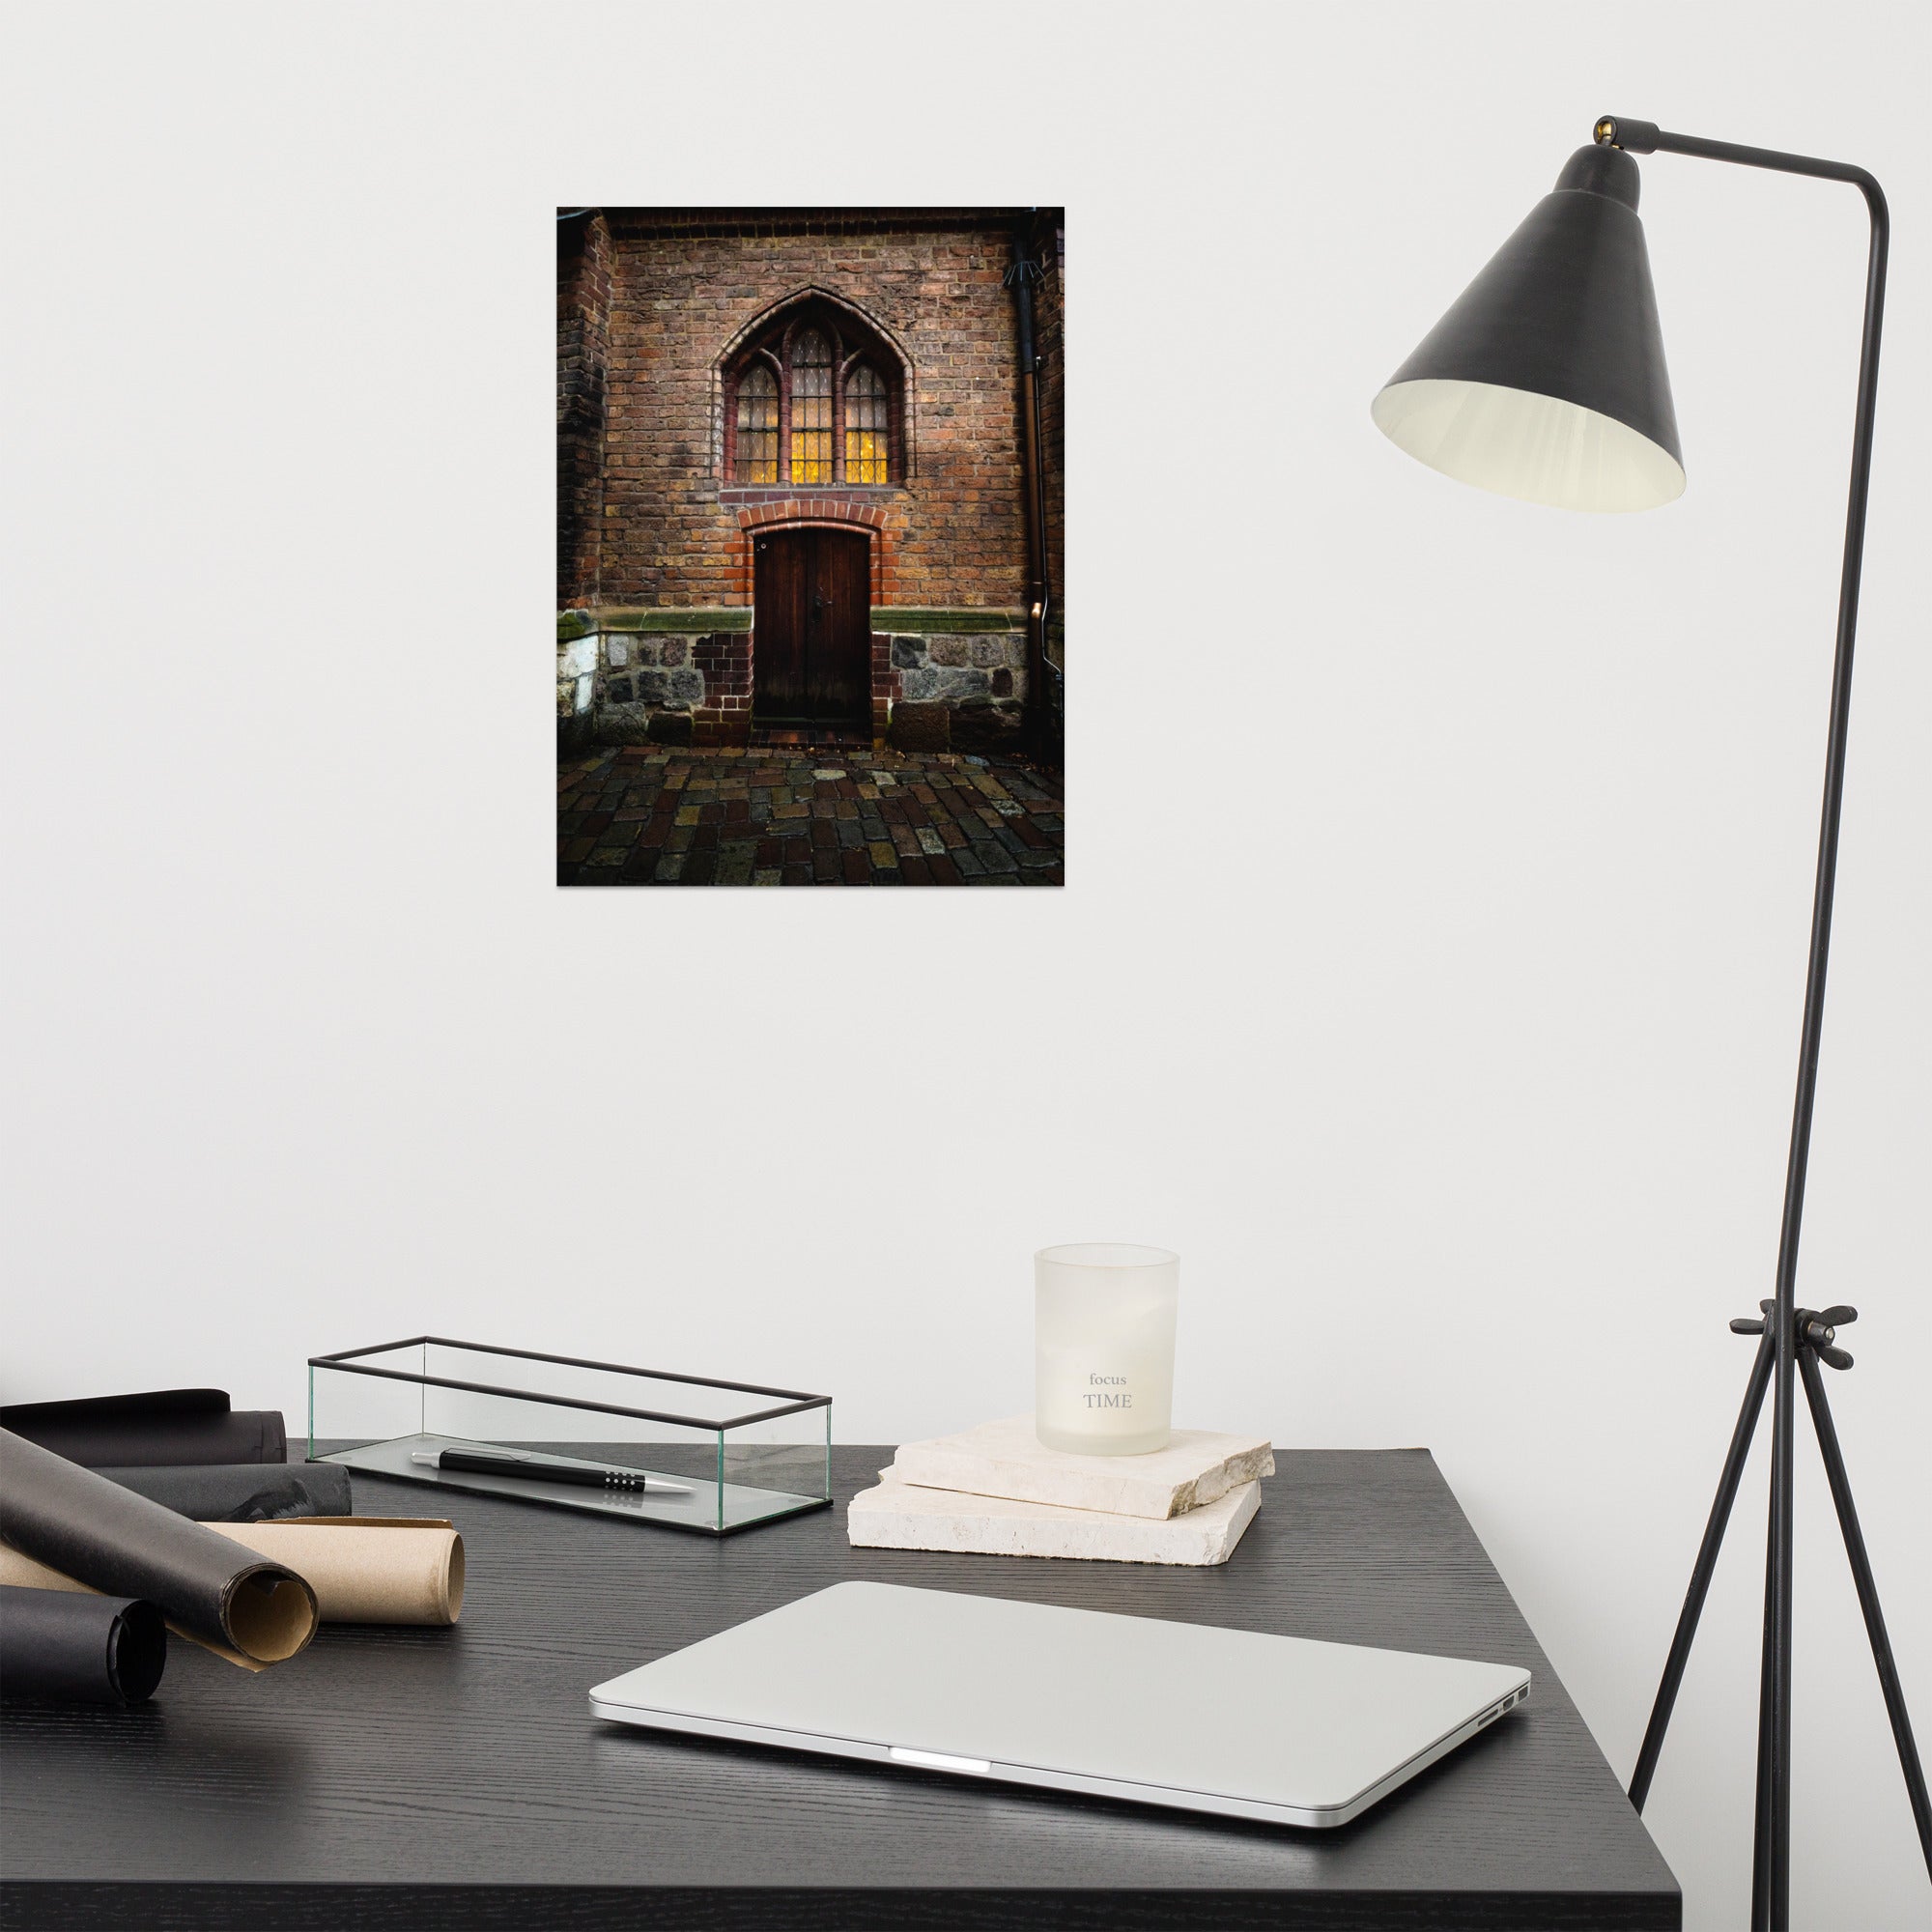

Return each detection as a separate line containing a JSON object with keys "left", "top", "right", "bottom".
{"left": 1373, "top": 145, "right": 1684, "bottom": 512}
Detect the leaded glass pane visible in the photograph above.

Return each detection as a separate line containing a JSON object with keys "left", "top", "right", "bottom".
{"left": 789, "top": 329, "right": 832, "bottom": 484}
{"left": 735, "top": 365, "right": 778, "bottom": 483}
{"left": 845, "top": 362, "right": 888, "bottom": 483}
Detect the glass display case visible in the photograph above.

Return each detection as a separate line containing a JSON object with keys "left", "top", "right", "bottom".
{"left": 309, "top": 1337, "right": 832, "bottom": 1535}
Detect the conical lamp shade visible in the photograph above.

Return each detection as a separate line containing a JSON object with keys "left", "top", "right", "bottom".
{"left": 1373, "top": 145, "right": 1684, "bottom": 512}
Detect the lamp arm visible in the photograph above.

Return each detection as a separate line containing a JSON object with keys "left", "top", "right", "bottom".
{"left": 1595, "top": 115, "right": 1884, "bottom": 204}
{"left": 1598, "top": 114, "right": 1890, "bottom": 1932}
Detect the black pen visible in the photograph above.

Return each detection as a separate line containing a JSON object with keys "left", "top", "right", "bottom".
{"left": 411, "top": 1446, "right": 691, "bottom": 1495}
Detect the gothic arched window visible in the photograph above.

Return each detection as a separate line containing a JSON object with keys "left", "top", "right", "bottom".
{"left": 734, "top": 364, "right": 778, "bottom": 484}
{"left": 725, "top": 307, "right": 900, "bottom": 486}
{"left": 845, "top": 363, "right": 889, "bottom": 483}
{"left": 789, "top": 329, "right": 833, "bottom": 483}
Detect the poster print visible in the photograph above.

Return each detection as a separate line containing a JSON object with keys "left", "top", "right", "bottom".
{"left": 558, "top": 207, "right": 1063, "bottom": 887}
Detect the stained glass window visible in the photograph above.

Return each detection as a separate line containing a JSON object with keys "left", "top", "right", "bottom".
{"left": 845, "top": 363, "right": 889, "bottom": 483}
{"left": 734, "top": 363, "right": 778, "bottom": 482}
{"left": 730, "top": 313, "right": 895, "bottom": 486}
{"left": 789, "top": 329, "right": 833, "bottom": 484}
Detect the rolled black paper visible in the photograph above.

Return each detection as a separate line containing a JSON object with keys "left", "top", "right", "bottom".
{"left": 0, "top": 1430, "right": 316, "bottom": 1668}
{"left": 0, "top": 1585, "right": 166, "bottom": 1705}
{"left": 0, "top": 1390, "right": 286, "bottom": 1467}
{"left": 95, "top": 1462, "right": 352, "bottom": 1522}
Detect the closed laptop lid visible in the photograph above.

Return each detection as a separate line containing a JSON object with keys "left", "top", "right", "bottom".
{"left": 590, "top": 1580, "right": 1529, "bottom": 1822}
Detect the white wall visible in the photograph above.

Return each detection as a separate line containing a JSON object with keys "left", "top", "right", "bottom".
{"left": 3, "top": 4, "right": 1927, "bottom": 1925}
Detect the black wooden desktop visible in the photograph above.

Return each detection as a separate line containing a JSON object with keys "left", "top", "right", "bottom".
{"left": 2, "top": 1447, "right": 1680, "bottom": 1931}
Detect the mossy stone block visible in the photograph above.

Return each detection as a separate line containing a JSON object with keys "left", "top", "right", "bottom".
{"left": 871, "top": 608, "right": 1025, "bottom": 634}
{"left": 599, "top": 608, "right": 752, "bottom": 634}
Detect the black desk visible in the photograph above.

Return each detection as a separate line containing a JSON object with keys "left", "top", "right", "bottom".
{"left": 2, "top": 1447, "right": 1679, "bottom": 1930}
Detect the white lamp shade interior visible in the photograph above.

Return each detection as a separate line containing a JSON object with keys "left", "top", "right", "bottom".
{"left": 1373, "top": 377, "right": 1686, "bottom": 514}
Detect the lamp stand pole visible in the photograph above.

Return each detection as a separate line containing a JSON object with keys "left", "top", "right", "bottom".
{"left": 1591, "top": 119, "right": 1929, "bottom": 1930}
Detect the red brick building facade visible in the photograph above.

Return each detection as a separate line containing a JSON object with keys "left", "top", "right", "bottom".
{"left": 557, "top": 208, "right": 1063, "bottom": 755}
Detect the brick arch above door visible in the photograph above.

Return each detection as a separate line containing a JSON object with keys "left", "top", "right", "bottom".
{"left": 735, "top": 499, "right": 891, "bottom": 606}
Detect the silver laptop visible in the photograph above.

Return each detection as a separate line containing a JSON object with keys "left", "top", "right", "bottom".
{"left": 589, "top": 1580, "right": 1530, "bottom": 1828}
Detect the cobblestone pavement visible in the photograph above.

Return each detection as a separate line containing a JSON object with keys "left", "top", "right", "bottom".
{"left": 557, "top": 747, "right": 1064, "bottom": 886}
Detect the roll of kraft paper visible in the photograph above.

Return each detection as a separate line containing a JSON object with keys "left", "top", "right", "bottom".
{"left": 0, "top": 1390, "right": 286, "bottom": 1466}
{"left": 99, "top": 1463, "right": 353, "bottom": 1523}
{"left": 0, "top": 1524, "right": 464, "bottom": 1630}
{"left": 202, "top": 1520, "right": 466, "bottom": 1625}
{"left": 0, "top": 1430, "right": 316, "bottom": 1671}
{"left": 0, "top": 1584, "right": 167, "bottom": 1705}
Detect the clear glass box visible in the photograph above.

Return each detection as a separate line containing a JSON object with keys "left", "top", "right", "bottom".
{"left": 308, "top": 1337, "right": 832, "bottom": 1535}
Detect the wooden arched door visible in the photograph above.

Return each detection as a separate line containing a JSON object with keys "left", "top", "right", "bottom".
{"left": 753, "top": 527, "right": 870, "bottom": 729}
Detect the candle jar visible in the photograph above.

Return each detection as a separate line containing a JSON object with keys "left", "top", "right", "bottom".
{"left": 1034, "top": 1243, "right": 1179, "bottom": 1456}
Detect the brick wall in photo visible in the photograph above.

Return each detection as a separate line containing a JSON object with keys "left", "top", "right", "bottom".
{"left": 556, "top": 212, "right": 611, "bottom": 610}
{"left": 567, "top": 210, "right": 1036, "bottom": 611}
{"left": 557, "top": 208, "right": 1062, "bottom": 753}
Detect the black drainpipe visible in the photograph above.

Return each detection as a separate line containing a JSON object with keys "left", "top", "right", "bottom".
{"left": 1006, "top": 215, "right": 1055, "bottom": 764}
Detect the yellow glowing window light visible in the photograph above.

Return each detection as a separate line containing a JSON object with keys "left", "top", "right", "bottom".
{"left": 789, "top": 330, "right": 833, "bottom": 483}
{"left": 845, "top": 363, "right": 888, "bottom": 483}
{"left": 735, "top": 364, "right": 778, "bottom": 483}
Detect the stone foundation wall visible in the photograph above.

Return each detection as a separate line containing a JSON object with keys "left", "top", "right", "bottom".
{"left": 597, "top": 632, "right": 708, "bottom": 743}
{"left": 595, "top": 631, "right": 758, "bottom": 749}
{"left": 886, "top": 632, "right": 1025, "bottom": 752}
{"left": 559, "top": 608, "right": 1025, "bottom": 753}
{"left": 555, "top": 623, "right": 599, "bottom": 752}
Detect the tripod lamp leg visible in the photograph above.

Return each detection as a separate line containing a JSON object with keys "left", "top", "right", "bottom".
{"left": 1798, "top": 1349, "right": 1932, "bottom": 1878}
{"left": 1767, "top": 1310, "right": 1798, "bottom": 1932}
{"left": 1631, "top": 1327, "right": 1776, "bottom": 1810}
{"left": 1753, "top": 1453, "right": 1781, "bottom": 1931}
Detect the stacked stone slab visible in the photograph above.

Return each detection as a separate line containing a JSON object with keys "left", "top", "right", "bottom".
{"left": 847, "top": 1416, "right": 1273, "bottom": 1567}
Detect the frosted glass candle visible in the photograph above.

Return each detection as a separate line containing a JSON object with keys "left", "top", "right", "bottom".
{"left": 1034, "top": 1243, "right": 1179, "bottom": 1456}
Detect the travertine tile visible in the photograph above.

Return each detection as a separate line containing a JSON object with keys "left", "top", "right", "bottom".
{"left": 890, "top": 1415, "right": 1274, "bottom": 1520}
{"left": 847, "top": 1468, "right": 1261, "bottom": 1566}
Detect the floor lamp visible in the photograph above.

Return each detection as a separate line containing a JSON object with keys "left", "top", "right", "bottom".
{"left": 1371, "top": 116, "right": 1930, "bottom": 1931}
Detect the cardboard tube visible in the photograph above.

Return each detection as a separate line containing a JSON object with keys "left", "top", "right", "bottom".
{"left": 200, "top": 1520, "right": 465, "bottom": 1626}
{"left": 0, "top": 1543, "right": 283, "bottom": 1672}
{"left": 0, "top": 1430, "right": 316, "bottom": 1669}
{"left": 0, "top": 1584, "right": 168, "bottom": 1705}
{"left": 0, "top": 1520, "right": 465, "bottom": 1634}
